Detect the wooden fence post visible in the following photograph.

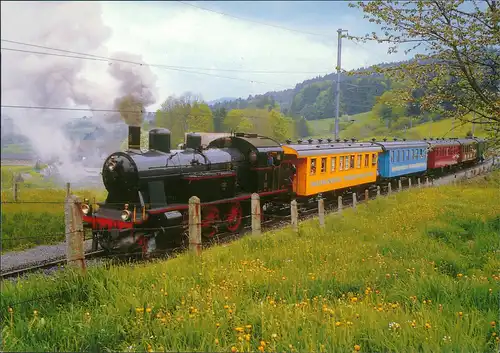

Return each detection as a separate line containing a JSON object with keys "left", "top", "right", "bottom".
{"left": 388, "top": 182, "right": 392, "bottom": 194}
{"left": 188, "top": 196, "right": 202, "bottom": 255}
{"left": 66, "top": 182, "right": 71, "bottom": 197}
{"left": 352, "top": 192, "right": 357, "bottom": 209}
{"left": 251, "top": 193, "right": 261, "bottom": 236}
{"left": 376, "top": 185, "right": 381, "bottom": 197}
{"left": 417, "top": 178, "right": 421, "bottom": 188}
{"left": 291, "top": 200, "right": 298, "bottom": 233}
{"left": 408, "top": 178, "right": 412, "bottom": 188}
{"left": 65, "top": 195, "right": 86, "bottom": 274}
{"left": 364, "top": 189, "right": 369, "bottom": 201}
{"left": 337, "top": 196, "right": 343, "bottom": 214}
{"left": 13, "top": 181, "right": 18, "bottom": 202}
{"left": 398, "top": 179, "right": 402, "bottom": 191}
{"left": 318, "top": 198, "right": 325, "bottom": 229}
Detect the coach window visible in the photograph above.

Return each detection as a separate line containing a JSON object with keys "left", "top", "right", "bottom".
{"left": 321, "top": 157, "right": 327, "bottom": 173}
{"left": 391, "top": 151, "right": 394, "bottom": 163}
{"left": 331, "top": 157, "right": 336, "bottom": 172}
{"left": 345, "top": 156, "right": 350, "bottom": 170}
{"left": 339, "top": 156, "right": 344, "bottom": 170}
{"left": 350, "top": 155, "right": 355, "bottom": 169}
{"left": 310, "top": 159, "right": 317, "bottom": 175}
{"left": 406, "top": 150, "right": 410, "bottom": 160}
{"left": 372, "top": 153, "right": 377, "bottom": 166}
{"left": 356, "top": 155, "right": 361, "bottom": 168}
{"left": 364, "top": 153, "right": 369, "bottom": 167}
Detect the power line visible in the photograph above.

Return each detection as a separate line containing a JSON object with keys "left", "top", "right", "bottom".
{"left": 0, "top": 45, "right": 290, "bottom": 88}
{"left": 176, "top": 1, "right": 332, "bottom": 39}
{"left": 1, "top": 39, "right": 332, "bottom": 75}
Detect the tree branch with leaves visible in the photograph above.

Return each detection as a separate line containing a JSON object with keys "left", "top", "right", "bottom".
{"left": 348, "top": 0, "right": 499, "bottom": 145}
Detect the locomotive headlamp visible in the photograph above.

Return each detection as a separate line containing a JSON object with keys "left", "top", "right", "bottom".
{"left": 121, "top": 203, "right": 131, "bottom": 221}
{"left": 81, "top": 203, "right": 90, "bottom": 215}
{"left": 121, "top": 210, "right": 131, "bottom": 221}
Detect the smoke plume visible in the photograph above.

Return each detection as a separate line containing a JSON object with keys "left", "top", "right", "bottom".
{"left": 0, "top": 1, "right": 159, "bottom": 186}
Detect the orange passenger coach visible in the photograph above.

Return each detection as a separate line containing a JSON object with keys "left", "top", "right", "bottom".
{"left": 282, "top": 140, "right": 383, "bottom": 197}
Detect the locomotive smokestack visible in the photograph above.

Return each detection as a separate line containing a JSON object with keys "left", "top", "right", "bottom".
{"left": 128, "top": 125, "right": 141, "bottom": 150}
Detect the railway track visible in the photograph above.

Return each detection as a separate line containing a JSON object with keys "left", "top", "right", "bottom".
{"left": 1, "top": 159, "right": 496, "bottom": 282}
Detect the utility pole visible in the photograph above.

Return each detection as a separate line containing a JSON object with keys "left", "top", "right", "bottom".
{"left": 334, "top": 28, "right": 348, "bottom": 140}
{"left": 472, "top": 110, "right": 476, "bottom": 136}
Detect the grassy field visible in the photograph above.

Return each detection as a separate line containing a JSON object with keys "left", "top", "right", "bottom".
{"left": 1, "top": 165, "right": 106, "bottom": 252}
{"left": 308, "top": 112, "right": 489, "bottom": 141}
{"left": 2, "top": 172, "right": 499, "bottom": 352}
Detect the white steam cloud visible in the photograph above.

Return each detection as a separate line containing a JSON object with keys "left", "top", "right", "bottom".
{"left": 0, "top": 1, "right": 159, "bottom": 186}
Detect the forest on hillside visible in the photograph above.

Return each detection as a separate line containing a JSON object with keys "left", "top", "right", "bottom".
{"left": 152, "top": 59, "right": 454, "bottom": 144}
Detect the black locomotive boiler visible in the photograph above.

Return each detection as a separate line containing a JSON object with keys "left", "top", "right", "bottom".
{"left": 81, "top": 126, "right": 294, "bottom": 255}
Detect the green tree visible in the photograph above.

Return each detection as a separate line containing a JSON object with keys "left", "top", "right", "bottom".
{"left": 155, "top": 93, "right": 214, "bottom": 145}
{"left": 349, "top": 0, "right": 500, "bottom": 143}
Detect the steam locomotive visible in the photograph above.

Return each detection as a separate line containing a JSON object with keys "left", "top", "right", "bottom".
{"left": 81, "top": 125, "right": 487, "bottom": 256}
{"left": 81, "top": 126, "right": 294, "bottom": 254}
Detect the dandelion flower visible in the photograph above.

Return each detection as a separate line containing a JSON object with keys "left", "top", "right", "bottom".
{"left": 354, "top": 344, "right": 361, "bottom": 351}
{"left": 491, "top": 321, "right": 496, "bottom": 327}
{"left": 231, "top": 347, "right": 237, "bottom": 353}
{"left": 351, "top": 297, "right": 358, "bottom": 303}
{"left": 258, "top": 346, "right": 264, "bottom": 352}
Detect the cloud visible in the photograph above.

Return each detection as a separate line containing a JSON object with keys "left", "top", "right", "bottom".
{"left": 100, "top": 2, "right": 405, "bottom": 107}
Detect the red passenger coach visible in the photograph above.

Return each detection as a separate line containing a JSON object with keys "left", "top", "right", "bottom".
{"left": 426, "top": 139, "right": 461, "bottom": 170}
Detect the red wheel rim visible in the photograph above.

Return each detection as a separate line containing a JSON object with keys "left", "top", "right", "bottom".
{"left": 226, "top": 202, "right": 243, "bottom": 232}
{"left": 202, "top": 206, "right": 219, "bottom": 238}
{"left": 137, "top": 235, "right": 148, "bottom": 256}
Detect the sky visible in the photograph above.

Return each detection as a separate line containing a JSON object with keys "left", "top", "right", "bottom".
{"left": 1, "top": 0, "right": 415, "bottom": 114}
{"left": 101, "top": 1, "right": 411, "bottom": 107}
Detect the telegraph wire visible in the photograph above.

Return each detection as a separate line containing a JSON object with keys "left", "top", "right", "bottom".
{"left": 0, "top": 46, "right": 288, "bottom": 88}
{"left": 1, "top": 39, "right": 333, "bottom": 75}
{"left": 175, "top": 1, "right": 332, "bottom": 39}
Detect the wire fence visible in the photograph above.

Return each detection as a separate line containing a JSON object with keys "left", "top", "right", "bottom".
{"left": 1, "top": 160, "right": 497, "bottom": 312}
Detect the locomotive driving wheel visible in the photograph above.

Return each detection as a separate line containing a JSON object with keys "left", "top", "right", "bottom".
{"left": 225, "top": 202, "right": 243, "bottom": 233}
{"left": 202, "top": 205, "right": 220, "bottom": 238}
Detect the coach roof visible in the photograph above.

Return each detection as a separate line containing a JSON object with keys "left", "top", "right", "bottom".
{"left": 282, "top": 141, "right": 382, "bottom": 157}
{"left": 370, "top": 140, "right": 428, "bottom": 151}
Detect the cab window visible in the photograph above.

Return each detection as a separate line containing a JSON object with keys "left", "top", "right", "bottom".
{"left": 391, "top": 151, "right": 395, "bottom": 163}
{"left": 331, "top": 157, "right": 336, "bottom": 172}
{"left": 321, "top": 158, "right": 326, "bottom": 173}
{"left": 372, "top": 153, "right": 377, "bottom": 166}
{"left": 310, "top": 159, "right": 316, "bottom": 175}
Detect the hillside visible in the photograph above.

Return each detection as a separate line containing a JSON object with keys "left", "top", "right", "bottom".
{"left": 209, "top": 61, "right": 413, "bottom": 122}
{"left": 2, "top": 172, "right": 499, "bottom": 352}
{"left": 308, "top": 112, "right": 489, "bottom": 141}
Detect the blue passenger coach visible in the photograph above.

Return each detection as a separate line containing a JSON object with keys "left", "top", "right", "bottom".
{"left": 372, "top": 140, "right": 429, "bottom": 179}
